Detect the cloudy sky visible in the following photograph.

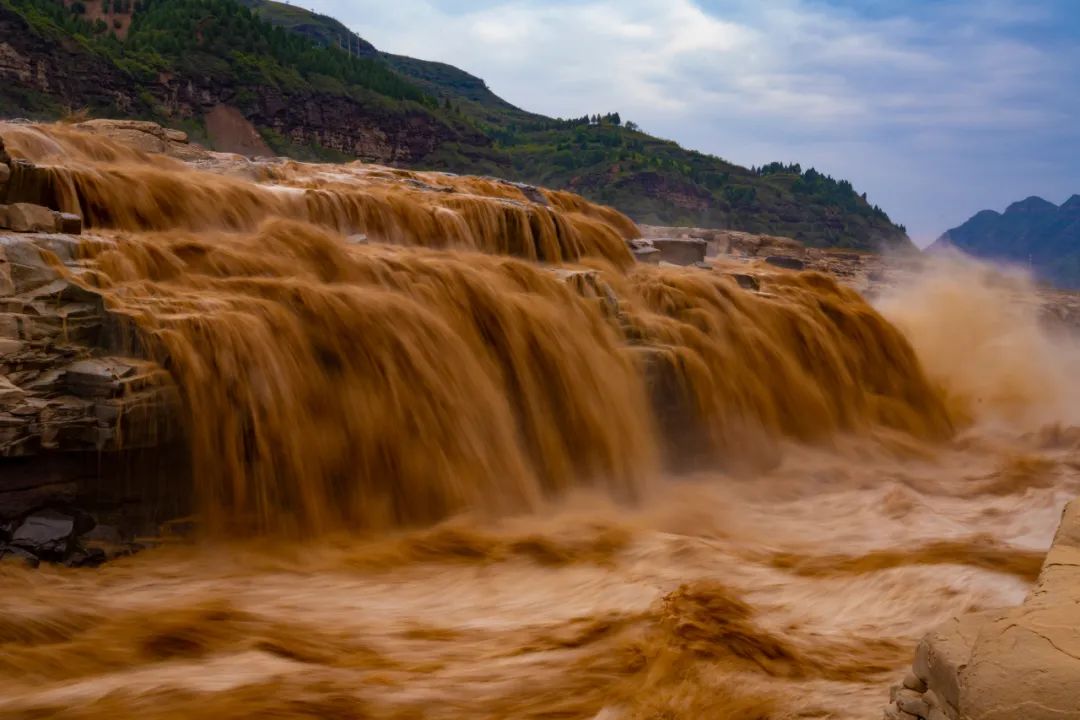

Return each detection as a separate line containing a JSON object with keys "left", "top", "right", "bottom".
{"left": 306, "top": 0, "right": 1078, "bottom": 245}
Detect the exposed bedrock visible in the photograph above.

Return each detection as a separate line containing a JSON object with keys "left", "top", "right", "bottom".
{"left": 0, "top": 230, "right": 184, "bottom": 563}
{"left": 885, "top": 499, "right": 1080, "bottom": 720}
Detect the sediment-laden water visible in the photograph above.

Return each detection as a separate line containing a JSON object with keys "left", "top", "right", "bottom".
{"left": 1, "top": 122, "right": 1075, "bottom": 719}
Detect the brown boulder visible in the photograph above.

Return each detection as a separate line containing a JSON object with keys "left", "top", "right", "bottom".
{"left": 3, "top": 203, "right": 59, "bottom": 233}
{"left": 650, "top": 237, "right": 707, "bottom": 266}
{"left": 764, "top": 255, "right": 806, "bottom": 271}
{"left": 894, "top": 499, "right": 1080, "bottom": 720}
{"left": 628, "top": 238, "right": 661, "bottom": 264}
{"left": 57, "top": 213, "right": 82, "bottom": 234}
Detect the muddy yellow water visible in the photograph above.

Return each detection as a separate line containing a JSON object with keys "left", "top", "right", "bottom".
{"left": 1, "top": 123, "right": 1076, "bottom": 719}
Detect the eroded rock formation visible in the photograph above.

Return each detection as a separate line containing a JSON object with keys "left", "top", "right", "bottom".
{"left": 885, "top": 499, "right": 1080, "bottom": 720}
{"left": 0, "top": 230, "right": 182, "bottom": 563}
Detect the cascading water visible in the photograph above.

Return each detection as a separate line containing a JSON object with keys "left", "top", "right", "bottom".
{"left": 1, "top": 122, "right": 1076, "bottom": 719}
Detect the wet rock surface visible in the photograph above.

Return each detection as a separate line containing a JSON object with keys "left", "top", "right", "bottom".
{"left": 10, "top": 507, "right": 78, "bottom": 558}
{"left": 0, "top": 233, "right": 177, "bottom": 460}
{"left": 0, "top": 143, "right": 81, "bottom": 235}
{"left": 0, "top": 224, "right": 185, "bottom": 560}
{"left": 632, "top": 223, "right": 1080, "bottom": 336}
{"left": 639, "top": 224, "right": 804, "bottom": 258}
{"left": 647, "top": 237, "right": 707, "bottom": 266}
{"left": 628, "top": 238, "right": 661, "bottom": 264}
{"left": 764, "top": 255, "right": 806, "bottom": 271}
{"left": 0, "top": 505, "right": 142, "bottom": 567}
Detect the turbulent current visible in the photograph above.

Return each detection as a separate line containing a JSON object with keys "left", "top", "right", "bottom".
{"left": 1, "top": 122, "right": 1077, "bottom": 719}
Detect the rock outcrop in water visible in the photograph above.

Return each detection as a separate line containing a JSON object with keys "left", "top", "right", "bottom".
{"left": 0, "top": 227, "right": 180, "bottom": 529}
{"left": 886, "top": 498, "right": 1080, "bottom": 720}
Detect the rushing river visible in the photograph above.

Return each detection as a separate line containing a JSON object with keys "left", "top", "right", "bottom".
{"left": 1, "top": 122, "right": 1076, "bottom": 719}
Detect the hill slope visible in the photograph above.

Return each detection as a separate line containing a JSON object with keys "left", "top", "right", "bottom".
{"left": 930, "top": 196, "right": 1080, "bottom": 287}
{"left": 236, "top": 0, "right": 378, "bottom": 58}
{"left": 0, "top": 0, "right": 912, "bottom": 250}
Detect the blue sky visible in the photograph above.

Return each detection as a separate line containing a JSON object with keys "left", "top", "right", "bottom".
{"left": 303, "top": 0, "right": 1079, "bottom": 245}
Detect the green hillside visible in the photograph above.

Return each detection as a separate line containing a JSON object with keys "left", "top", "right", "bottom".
{"left": 236, "top": 0, "right": 378, "bottom": 58}
{"left": 0, "top": 0, "right": 912, "bottom": 250}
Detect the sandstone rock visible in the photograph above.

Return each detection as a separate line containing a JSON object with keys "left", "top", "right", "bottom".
{"left": 893, "top": 499, "right": 1080, "bottom": 720}
{"left": 896, "top": 688, "right": 929, "bottom": 717}
{"left": 955, "top": 499, "right": 1080, "bottom": 720}
{"left": 3, "top": 203, "right": 59, "bottom": 233}
{"left": 0, "top": 374, "right": 23, "bottom": 402}
{"left": 650, "top": 237, "right": 706, "bottom": 266}
{"left": 913, "top": 610, "right": 996, "bottom": 713}
{"left": 507, "top": 181, "right": 547, "bottom": 205}
{"left": 164, "top": 129, "right": 189, "bottom": 144}
{"left": 0, "top": 161, "right": 10, "bottom": 188}
{"left": 22, "top": 277, "right": 102, "bottom": 306}
{"left": 764, "top": 255, "right": 806, "bottom": 271}
{"left": 883, "top": 706, "right": 918, "bottom": 720}
{"left": 57, "top": 212, "right": 82, "bottom": 234}
{"left": 726, "top": 273, "right": 760, "bottom": 291}
{"left": 76, "top": 118, "right": 169, "bottom": 137}
{"left": 73, "top": 119, "right": 170, "bottom": 154}
{"left": 65, "top": 357, "right": 136, "bottom": 397}
{"left": 0, "top": 217, "right": 182, "bottom": 547}
{"left": 903, "top": 672, "right": 928, "bottom": 693}
{"left": 10, "top": 508, "right": 77, "bottom": 559}
{"left": 26, "top": 233, "right": 86, "bottom": 264}
{"left": 961, "top": 605, "right": 1080, "bottom": 719}
{"left": 628, "top": 238, "right": 661, "bottom": 264}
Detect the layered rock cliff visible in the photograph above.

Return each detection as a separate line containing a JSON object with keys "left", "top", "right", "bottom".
{"left": 0, "top": 2, "right": 476, "bottom": 165}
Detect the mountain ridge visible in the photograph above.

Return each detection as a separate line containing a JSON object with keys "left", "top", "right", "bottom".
{"left": 0, "top": 0, "right": 913, "bottom": 251}
{"left": 931, "top": 195, "right": 1080, "bottom": 287}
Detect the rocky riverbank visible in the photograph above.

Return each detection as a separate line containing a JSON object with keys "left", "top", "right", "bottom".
{"left": 883, "top": 498, "right": 1080, "bottom": 720}
{"left": 0, "top": 228, "right": 184, "bottom": 566}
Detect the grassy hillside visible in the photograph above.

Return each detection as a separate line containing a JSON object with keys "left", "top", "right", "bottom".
{"left": 4, "top": 0, "right": 430, "bottom": 104}
{"left": 0, "top": 0, "right": 912, "bottom": 250}
{"left": 236, "top": 0, "right": 378, "bottom": 58}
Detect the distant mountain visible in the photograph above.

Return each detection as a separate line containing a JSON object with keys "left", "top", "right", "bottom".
{"left": 0, "top": 0, "right": 913, "bottom": 251}
{"left": 930, "top": 196, "right": 1080, "bottom": 287}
